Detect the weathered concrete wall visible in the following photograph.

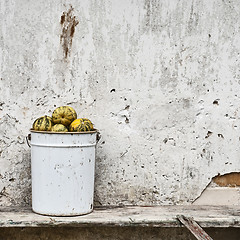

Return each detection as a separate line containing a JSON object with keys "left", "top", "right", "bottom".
{"left": 0, "top": 0, "right": 240, "bottom": 206}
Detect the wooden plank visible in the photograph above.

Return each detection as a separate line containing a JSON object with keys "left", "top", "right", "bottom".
{"left": 0, "top": 205, "right": 239, "bottom": 228}
{"left": 177, "top": 215, "right": 213, "bottom": 240}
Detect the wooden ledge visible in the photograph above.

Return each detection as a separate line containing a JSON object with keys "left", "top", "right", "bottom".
{"left": 0, "top": 205, "right": 239, "bottom": 228}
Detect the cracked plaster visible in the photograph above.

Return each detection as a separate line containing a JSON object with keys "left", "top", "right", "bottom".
{"left": 0, "top": 0, "right": 240, "bottom": 206}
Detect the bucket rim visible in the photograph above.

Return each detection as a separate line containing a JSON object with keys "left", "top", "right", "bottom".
{"left": 30, "top": 128, "right": 98, "bottom": 134}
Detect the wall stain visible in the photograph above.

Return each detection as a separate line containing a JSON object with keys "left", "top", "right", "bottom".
{"left": 60, "top": 6, "right": 79, "bottom": 59}
{"left": 143, "top": 0, "right": 162, "bottom": 32}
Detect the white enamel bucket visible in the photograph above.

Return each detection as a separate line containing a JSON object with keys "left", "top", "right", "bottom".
{"left": 28, "top": 130, "right": 98, "bottom": 216}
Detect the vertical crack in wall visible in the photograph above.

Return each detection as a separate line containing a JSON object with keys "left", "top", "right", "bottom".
{"left": 60, "top": 6, "right": 79, "bottom": 59}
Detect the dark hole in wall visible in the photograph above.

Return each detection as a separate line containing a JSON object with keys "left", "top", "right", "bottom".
{"left": 205, "top": 131, "right": 213, "bottom": 139}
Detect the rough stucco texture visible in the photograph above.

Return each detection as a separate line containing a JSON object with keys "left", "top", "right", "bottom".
{"left": 0, "top": 0, "right": 240, "bottom": 206}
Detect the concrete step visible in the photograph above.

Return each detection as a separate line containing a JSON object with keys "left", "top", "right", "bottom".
{"left": 0, "top": 205, "right": 239, "bottom": 228}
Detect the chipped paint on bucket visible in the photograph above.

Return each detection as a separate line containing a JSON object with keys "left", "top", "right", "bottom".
{"left": 30, "top": 130, "right": 97, "bottom": 216}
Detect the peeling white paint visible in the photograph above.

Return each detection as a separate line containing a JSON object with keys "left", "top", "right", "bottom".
{"left": 0, "top": 0, "right": 240, "bottom": 206}
{"left": 193, "top": 187, "right": 240, "bottom": 205}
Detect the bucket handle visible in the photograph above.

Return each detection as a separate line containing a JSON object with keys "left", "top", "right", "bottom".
{"left": 96, "top": 131, "right": 101, "bottom": 143}
{"left": 26, "top": 134, "right": 31, "bottom": 148}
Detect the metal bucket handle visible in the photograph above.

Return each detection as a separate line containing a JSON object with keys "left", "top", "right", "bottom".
{"left": 26, "top": 134, "right": 31, "bottom": 148}
{"left": 96, "top": 131, "right": 101, "bottom": 143}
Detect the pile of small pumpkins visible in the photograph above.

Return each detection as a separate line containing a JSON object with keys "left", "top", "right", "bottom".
{"left": 32, "top": 106, "right": 94, "bottom": 132}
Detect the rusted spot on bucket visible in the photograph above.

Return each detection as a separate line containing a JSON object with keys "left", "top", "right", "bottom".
{"left": 60, "top": 6, "right": 79, "bottom": 59}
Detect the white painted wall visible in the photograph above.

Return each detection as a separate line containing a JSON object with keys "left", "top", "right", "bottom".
{"left": 0, "top": 0, "right": 240, "bottom": 206}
